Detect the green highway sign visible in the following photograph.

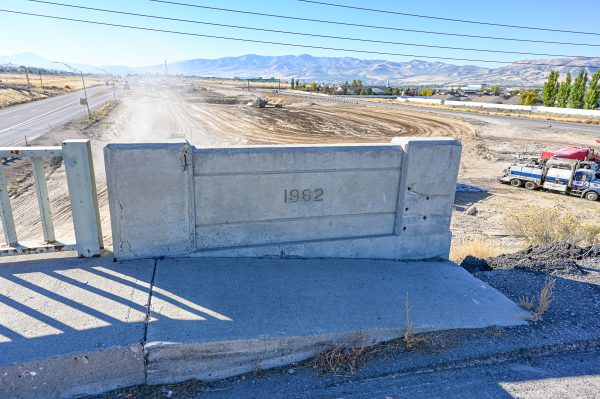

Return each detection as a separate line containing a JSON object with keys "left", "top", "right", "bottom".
{"left": 249, "top": 77, "right": 278, "bottom": 83}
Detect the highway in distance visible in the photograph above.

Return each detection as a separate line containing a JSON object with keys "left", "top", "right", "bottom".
{"left": 0, "top": 85, "right": 117, "bottom": 146}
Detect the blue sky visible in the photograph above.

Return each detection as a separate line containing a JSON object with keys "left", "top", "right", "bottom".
{"left": 1, "top": 0, "right": 599, "bottom": 67}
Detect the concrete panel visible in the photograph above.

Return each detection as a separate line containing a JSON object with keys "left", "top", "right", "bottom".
{"left": 194, "top": 144, "right": 402, "bottom": 249}
{"left": 193, "top": 144, "right": 402, "bottom": 173}
{"left": 197, "top": 213, "right": 396, "bottom": 249}
{"left": 145, "top": 258, "right": 529, "bottom": 384}
{"left": 104, "top": 138, "right": 461, "bottom": 260}
{"left": 105, "top": 141, "right": 194, "bottom": 259}
{"left": 392, "top": 138, "right": 462, "bottom": 257}
{"left": 190, "top": 231, "right": 452, "bottom": 260}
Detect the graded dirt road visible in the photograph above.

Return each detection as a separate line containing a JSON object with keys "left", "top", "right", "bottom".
{"left": 1, "top": 78, "right": 599, "bottom": 253}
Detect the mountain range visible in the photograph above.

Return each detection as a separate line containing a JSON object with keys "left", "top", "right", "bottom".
{"left": 1, "top": 52, "right": 598, "bottom": 86}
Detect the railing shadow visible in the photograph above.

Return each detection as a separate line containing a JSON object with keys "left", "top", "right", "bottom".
{"left": 0, "top": 256, "right": 232, "bottom": 366}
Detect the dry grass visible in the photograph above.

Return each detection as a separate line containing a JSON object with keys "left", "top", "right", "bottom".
{"left": 0, "top": 73, "right": 107, "bottom": 108}
{"left": 79, "top": 100, "right": 118, "bottom": 127}
{"left": 311, "top": 336, "right": 368, "bottom": 375}
{"left": 535, "top": 278, "right": 556, "bottom": 321}
{"left": 403, "top": 293, "right": 416, "bottom": 350}
{"left": 308, "top": 294, "right": 430, "bottom": 376}
{"left": 518, "top": 278, "right": 556, "bottom": 322}
{"left": 449, "top": 239, "right": 504, "bottom": 263}
{"left": 0, "top": 73, "right": 106, "bottom": 92}
{"left": 518, "top": 296, "right": 535, "bottom": 311}
{"left": 504, "top": 207, "right": 600, "bottom": 246}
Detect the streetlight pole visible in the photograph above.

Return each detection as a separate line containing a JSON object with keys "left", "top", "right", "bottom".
{"left": 96, "top": 67, "right": 117, "bottom": 103}
{"left": 52, "top": 61, "right": 90, "bottom": 118}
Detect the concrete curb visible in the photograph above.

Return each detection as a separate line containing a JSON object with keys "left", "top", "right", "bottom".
{"left": 0, "top": 345, "right": 145, "bottom": 399}
{"left": 145, "top": 329, "right": 407, "bottom": 384}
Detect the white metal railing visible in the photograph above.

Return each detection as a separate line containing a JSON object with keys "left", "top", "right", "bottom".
{"left": 0, "top": 139, "right": 103, "bottom": 257}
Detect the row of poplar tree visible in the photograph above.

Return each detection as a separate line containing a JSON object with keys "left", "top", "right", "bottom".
{"left": 541, "top": 70, "right": 600, "bottom": 110}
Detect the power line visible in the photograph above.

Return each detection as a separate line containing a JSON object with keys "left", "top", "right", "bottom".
{"left": 26, "top": 0, "right": 595, "bottom": 59}
{"left": 298, "top": 0, "right": 600, "bottom": 37}
{"left": 148, "top": 0, "right": 600, "bottom": 48}
{"left": 1, "top": 8, "right": 599, "bottom": 68}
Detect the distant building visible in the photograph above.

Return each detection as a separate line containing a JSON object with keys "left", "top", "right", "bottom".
{"left": 466, "top": 83, "right": 488, "bottom": 91}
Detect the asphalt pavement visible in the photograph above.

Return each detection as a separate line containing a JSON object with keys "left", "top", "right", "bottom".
{"left": 0, "top": 85, "right": 117, "bottom": 146}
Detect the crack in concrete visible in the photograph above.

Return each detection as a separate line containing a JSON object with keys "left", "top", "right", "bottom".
{"left": 141, "top": 258, "right": 158, "bottom": 383}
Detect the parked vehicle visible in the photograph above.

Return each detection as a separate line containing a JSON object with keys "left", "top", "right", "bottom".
{"left": 499, "top": 157, "right": 600, "bottom": 201}
{"left": 540, "top": 146, "right": 599, "bottom": 162}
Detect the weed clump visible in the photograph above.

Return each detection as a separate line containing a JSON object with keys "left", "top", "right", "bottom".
{"left": 504, "top": 208, "right": 600, "bottom": 246}
{"left": 311, "top": 337, "right": 367, "bottom": 375}
{"left": 518, "top": 278, "right": 556, "bottom": 322}
{"left": 450, "top": 239, "right": 503, "bottom": 264}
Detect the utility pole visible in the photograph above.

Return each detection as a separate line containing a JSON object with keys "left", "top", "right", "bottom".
{"left": 38, "top": 72, "right": 45, "bottom": 94}
{"left": 25, "top": 68, "right": 31, "bottom": 93}
{"left": 96, "top": 67, "right": 117, "bottom": 103}
{"left": 53, "top": 61, "right": 90, "bottom": 118}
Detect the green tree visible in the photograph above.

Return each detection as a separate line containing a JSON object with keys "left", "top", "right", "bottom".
{"left": 421, "top": 88, "right": 434, "bottom": 96}
{"left": 290, "top": 78, "right": 295, "bottom": 89}
{"left": 366, "top": 87, "right": 373, "bottom": 95}
{"left": 570, "top": 70, "right": 588, "bottom": 109}
{"left": 541, "top": 70, "right": 559, "bottom": 107}
{"left": 555, "top": 72, "right": 571, "bottom": 108}
{"left": 309, "top": 81, "right": 318, "bottom": 90}
{"left": 490, "top": 85, "right": 501, "bottom": 96}
{"left": 359, "top": 88, "right": 367, "bottom": 95}
{"left": 584, "top": 70, "right": 600, "bottom": 110}
{"left": 519, "top": 89, "right": 538, "bottom": 105}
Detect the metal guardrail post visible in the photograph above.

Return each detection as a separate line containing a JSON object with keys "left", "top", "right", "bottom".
{"left": 62, "top": 139, "right": 103, "bottom": 257}
{"left": 0, "top": 163, "right": 18, "bottom": 246}
{"left": 31, "top": 157, "right": 56, "bottom": 243}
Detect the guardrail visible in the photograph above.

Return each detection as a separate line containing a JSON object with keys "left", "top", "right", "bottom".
{"left": 0, "top": 139, "right": 103, "bottom": 257}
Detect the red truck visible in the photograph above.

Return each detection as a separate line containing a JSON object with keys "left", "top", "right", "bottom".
{"left": 541, "top": 146, "right": 600, "bottom": 162}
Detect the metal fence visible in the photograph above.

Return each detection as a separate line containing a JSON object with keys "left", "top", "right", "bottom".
{"left": 0, "top": 139, "right": 103, "bottom": 257}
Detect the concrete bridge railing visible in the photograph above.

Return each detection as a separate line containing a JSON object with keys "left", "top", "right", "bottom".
{"left": 0, "top": 139, "right": 103, "bottom": 257}
{"left": 105, "top": 138, "right": 461, "bottom": 260}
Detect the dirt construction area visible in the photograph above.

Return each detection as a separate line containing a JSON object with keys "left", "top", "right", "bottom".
{"left": 1, "top": 77, "right": 599, "bottom": 253}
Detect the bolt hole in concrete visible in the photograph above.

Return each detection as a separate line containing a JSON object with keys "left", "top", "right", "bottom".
{"left": 408, "top": 187, "right": 412, "bottom": 191}
{"left": 423, "top": 216, "right": 427, "bottom": 220}
{"left": 405, "top": 207, "right": 409, "bottom": 211}
{"left": 403, "top": 227, "right": 407, "bottom": 231}
{"left": 426, "top": 196, "right": 430, "bottom": 200}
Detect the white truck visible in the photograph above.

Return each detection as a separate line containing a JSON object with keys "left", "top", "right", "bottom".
{"left": 499, "top": 157, "right": 600, "bottom": 201}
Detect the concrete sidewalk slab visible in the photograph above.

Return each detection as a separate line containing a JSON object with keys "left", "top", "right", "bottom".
{"left": 0, "top": 256, "right": 154, "bottom": 399}
{"left": 145, "top": 258, "right": 528, "bottom": 384}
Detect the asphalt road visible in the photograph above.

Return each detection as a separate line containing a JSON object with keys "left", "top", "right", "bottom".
{"left": 0, "top": 85, "right": 117, "bottom": 146}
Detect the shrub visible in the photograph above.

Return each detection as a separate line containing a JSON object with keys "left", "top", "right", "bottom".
{"left": 519, "top": 90, "right": 538, "bottom": 105}
{"left": 504, "top": 207, "right": 600, "bottom": 245}
{"left": 449, "top": 239, "right": 503, "bottom": 263}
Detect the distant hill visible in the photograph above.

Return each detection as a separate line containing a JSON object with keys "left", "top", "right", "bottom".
{"left": 1, "top": 52, "right": 598, "bottom": 86}
{"left": 137, "top": 54, "right": 600, "bottom": 86}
